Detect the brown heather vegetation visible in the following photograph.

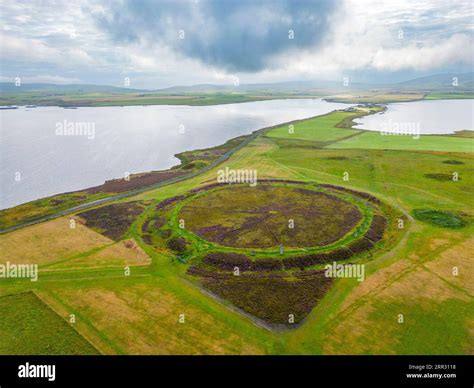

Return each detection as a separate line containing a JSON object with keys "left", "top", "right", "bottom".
{"left": 318, "top": 184, "right": 382, "bottom": 204}
{"left": 364, "top": 215, "right": 387, "bottom": 242}
{"left": 155, "top": 195, "right": 187, "bottom": 211}
{"left": 79, "top": 202, "right": 145, "bottom": 240}
{"left": 282, "top": 247, "right": 353, "bottom": 270}
{"left": 187, "top": 267, "right": 333, "bottom": 325}
{"left": 180, "top": 185, "right": 363, "bottom": 249}
{"left": 167, "top": 236, "right": 188, "bottom": 253}
{"left": 86, "top": 171, "right": 187, "bottom": 194}
{"left": 202, "top": 252, "right": 284, "bottom": 272}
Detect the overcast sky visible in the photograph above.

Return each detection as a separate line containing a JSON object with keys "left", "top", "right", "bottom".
{"left": 0, "top": 0, "right": 472, "bottom": 89}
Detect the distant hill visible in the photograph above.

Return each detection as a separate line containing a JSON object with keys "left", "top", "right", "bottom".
{"left": 157, "top": 79, "right": 369, "bottom": 94}
{"left": 0, "top": 83, "right": 144, "bottom": 93}
{"left": 129, "top": 73, "right": 474, "bottom": 93}
{"left": 1, "top": 73, "right": 472, "bottom": 95}
{"left": 395, "top": 73, "right": 473, "bottom": 91}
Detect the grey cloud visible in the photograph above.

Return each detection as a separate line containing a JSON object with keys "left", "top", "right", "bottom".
{"left": 95, "top": 0, "right": 339, "bottom": 72}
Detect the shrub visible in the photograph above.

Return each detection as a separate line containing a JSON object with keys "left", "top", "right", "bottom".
{"left": 160, "top": 229, "right": 172, "bottom": 239}
{"left": 166, "top": 236, "right": 188, "bottom": 253}
{"left": 424, "top": 173, "right": 459, "bottom": 181}
{"left": 412, "top": 209, "right": 467, "bottom": 229}
{"left": 142, "top": 234, "right": 153, "bottom": 245}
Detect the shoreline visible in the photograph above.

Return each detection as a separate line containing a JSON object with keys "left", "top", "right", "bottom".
{"left": 0, "top": 94, "right": 327, "bottom": 109}
{"left": 2, "top": 90, "right": 473, "bottom": 108}
{"left": 0, "top": 109, "right": 357, "bottom": 233}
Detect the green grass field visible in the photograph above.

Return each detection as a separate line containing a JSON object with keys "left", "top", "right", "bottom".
{"left": 267, "top": 111, "right": 363, "bottom": 142}
{"left": 0, "top": 105, "right": 472, "bottom": 355}
{"left": 0, "top": 292, "right": 99, "bottom": 355}
{"left": 424, "top": 92, "right": 474, "bottom": 100}
{"left": 328, "top": 131, "right": 473, "bottom": 153}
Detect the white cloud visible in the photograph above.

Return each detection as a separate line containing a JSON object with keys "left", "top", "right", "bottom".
{"left": 241, "top": 0, "right": 474, "bottom": 81}
{"left": 0, "top": 75, "right": 83, "bottom": 84}
{"left": 0, "top": 33, "right": 60, "bottom": 62}
{"left": 0, "top": 0, "right": 472, "bottom": 87}
{"left": 371, "top": 34, "right": 473, "bottom": 71}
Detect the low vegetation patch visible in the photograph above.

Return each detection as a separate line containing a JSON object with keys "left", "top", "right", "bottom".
{"left": 189, "top": 269, "right": 333, "bottom": 326}
{"left": 86, "top": 171, "right": 186, "bottom": 194}
{"left": 282, "top": 247, "right": 353, "bottom": 270}
{"left": 412, "top": 209, "right": 467, "bottom": 229}
{"left": 364, "top": 215, "right": 387, "bottom": 242}
{"left": 347, "top": 237, "right": 374, "bottom": 254}
{"left": 167, "top": 236, "right": 189, "bottom": 253}
{"left": 319, "top": 184, "right": 381, "bottom": 204}
{"left": 203, "top": 252, "right": 251, "bottom": 271}
{"left": 199, "top": 252, "right": 287, "bottom": 272}
{"left": 326, "top": 156, "right": 350, "bottom": 160}
{"left": 79, "top": 202, "right": 145, "bottom": 240}
{"left": 424, "top": 173, "right": 458, "bottom": 182}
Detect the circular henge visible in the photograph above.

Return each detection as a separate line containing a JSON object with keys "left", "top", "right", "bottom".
{"left": 177, "top": 183, "right": 369, "bottom": 251}
{"left": 139, "top": 180, "right": 392, "bottom": 326}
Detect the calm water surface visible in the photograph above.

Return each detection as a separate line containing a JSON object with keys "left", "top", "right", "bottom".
{"left": 0, "top": 99, "right": 350, "bottom": 209}
{"left": 354, "top": 99, "right": 473, "bottom": 134}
